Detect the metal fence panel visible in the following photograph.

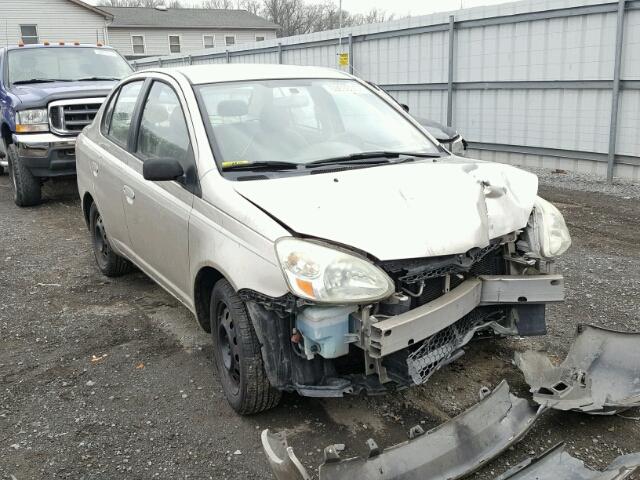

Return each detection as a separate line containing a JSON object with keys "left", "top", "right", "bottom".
{"left": 132, "top": 0, "right": 640, "bottom": 180}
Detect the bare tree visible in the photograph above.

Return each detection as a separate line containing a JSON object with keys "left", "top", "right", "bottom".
{"left": 200, "top": 0, "right": 236, "bottom": 8}
{"left": 239, "top": 0, "right": 262, "bottom": 15}
{"left": 99, "top": 0, "right": 395, "bottom": 35}
{"left": 99, "top": 0, "right": 182, "bottom": 6}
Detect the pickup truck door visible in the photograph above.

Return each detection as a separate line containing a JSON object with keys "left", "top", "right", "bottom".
{"left": 119, "top": 79, "right": 196, "bottom": 306}
{"left": 92, "top": 80, "right": 144, "bottom": 253}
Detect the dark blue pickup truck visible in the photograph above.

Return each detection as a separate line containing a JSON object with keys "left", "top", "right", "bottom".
{"left": 0, "top": 43, "right": 132, "bottom": 206}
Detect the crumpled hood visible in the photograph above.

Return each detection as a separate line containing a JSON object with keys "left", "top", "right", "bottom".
{"left": 11, "top": 81, "right": 116, "bottom": 109}
{"left": 234, "top": 160, "right": 538, "bottom": 260}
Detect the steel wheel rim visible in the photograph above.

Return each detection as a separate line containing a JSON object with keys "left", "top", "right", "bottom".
{"left": 216, "top": 302, "right": 240, "bottom": 394}
{"left": 94, "top": 214, "right": 110, "bottom": 264}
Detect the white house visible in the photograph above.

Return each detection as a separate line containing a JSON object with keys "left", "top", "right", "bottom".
{"left": 0, "top": 0, "right": 111, "bottom": 46}
{"left": 101, "top": 6, "right": 279, "bottom": 59}
{"left": 0, "top": 0, "right": 279, "bottom": 58}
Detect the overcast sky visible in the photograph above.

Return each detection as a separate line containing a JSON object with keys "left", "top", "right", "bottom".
{"left": 87, "top": 0, "right": 513, "bottom": 16}
{"left": 311, "top": 0, "right": 510, "bottom": 16}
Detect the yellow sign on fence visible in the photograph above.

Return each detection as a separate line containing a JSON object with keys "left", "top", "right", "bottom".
{"left": 338, "top": 53, "right": 349, "bottom": 66}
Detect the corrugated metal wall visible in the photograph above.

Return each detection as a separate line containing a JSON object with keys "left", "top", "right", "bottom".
{"left": 134, "top": 0, "right": 640, "bottom": 181}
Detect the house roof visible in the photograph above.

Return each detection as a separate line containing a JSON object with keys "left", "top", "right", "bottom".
{"left": 101, "top": 7, "right": 279, "bottom": 30}
{"left": 67, "top": 0, "right": 113, "bottom": 19}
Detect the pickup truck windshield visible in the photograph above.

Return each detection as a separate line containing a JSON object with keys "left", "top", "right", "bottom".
{"left": 7, "top": 47, "right": 132, "bottom": 85}
{"left": 195, "top": 79, "right": 441, "bottom": 171}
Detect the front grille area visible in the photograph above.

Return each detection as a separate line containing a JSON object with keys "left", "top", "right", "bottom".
{"left": 49, "top": 98, "right": 104, "bottom": 135}
{"left": 378, "top": 243, "right": 510, "bottom": 386}
{"left": 406, "top": 307, "right": 506, "bottom": 385}
{"left": 380, "top": 242, "right": 506, "bottom": 309}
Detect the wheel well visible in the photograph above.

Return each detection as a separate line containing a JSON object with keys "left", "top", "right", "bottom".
{"left": 194, "top": 267, "right": 224, "bottom": 333}
{"left": 82, "top": 193, "right": 94, "bottom": 229}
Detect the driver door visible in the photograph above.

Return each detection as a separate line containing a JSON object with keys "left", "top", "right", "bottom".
{"left": 120, "top": 79, "right": 197, "bottom": 306}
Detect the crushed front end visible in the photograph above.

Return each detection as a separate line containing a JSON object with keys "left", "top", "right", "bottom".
{"left": 241, "top": 222, "right": 567, "bottom": 397}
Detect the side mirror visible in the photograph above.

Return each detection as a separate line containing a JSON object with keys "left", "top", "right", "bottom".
{"left": 400, "top": 103, "right": 410, "bottom": 113}
{"left": 142, "top": 158, "right": 184, "bottom": 182}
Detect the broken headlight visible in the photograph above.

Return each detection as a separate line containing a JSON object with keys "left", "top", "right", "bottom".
{"left": 527, "top": 196, "right": 571, "bottom": 259}
{"left": 275, "top": 237, "right": 395, "bottom": 303}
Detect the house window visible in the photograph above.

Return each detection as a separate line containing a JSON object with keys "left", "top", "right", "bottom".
{"left": 225, "top": 35, "right": 236, "bottom": 46}
{"left": 169, "top": 35, "right": 181, "bottom": 53}
{"left": 131, "top": 35, "right": 145, "bottom": 55}
{"left": 203, "top": 35, "right": 215, "bottom": 49}
{"left": 20, "top": 25, "right": 38, "bottom": 44}
{"left": 255, "top": 35, "right": 265, "bottom": 42}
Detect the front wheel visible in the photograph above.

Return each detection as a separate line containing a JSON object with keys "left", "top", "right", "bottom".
{"left": 210, "top": 279, "right": 281, "bottom": 415}
{"left": 7, "top": 145, "right": 41, "bottom": 206}
{"left": 89, "top": 202, "right": 132, "bottom": 277}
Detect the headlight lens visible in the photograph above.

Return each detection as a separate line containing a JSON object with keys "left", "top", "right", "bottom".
{"left": 275, "top": 238, "right": 395, "bottom": 303}
{"left": 527, "top": 196, "right": 571, "bottom": 259}
{"left": 16, "top": 109, "right": 49, "bottom": 133}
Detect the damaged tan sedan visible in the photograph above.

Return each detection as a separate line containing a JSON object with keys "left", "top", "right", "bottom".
{"left": 76, "top": 64, "right": 571, "bottom": 415}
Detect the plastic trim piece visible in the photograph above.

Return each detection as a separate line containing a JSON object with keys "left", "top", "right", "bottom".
{"left": 515, "top": 324, "right": 640, "bottom": 414}
{"left": 262, "top": 380, "right": 543, "bottom": 480}
{"left": 495, "top": 443, "right": 640, "bottom": 480}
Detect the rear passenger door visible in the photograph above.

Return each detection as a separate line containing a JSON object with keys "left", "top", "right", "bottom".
{"left": 120, "top": 79, "right": 197, "bottom": 306}
{"left": 94, "top": 80, "right": 144, "bottom": 253}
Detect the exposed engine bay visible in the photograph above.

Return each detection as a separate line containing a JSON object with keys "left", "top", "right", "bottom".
{"left": 241, "top": 229, "right": 565, "bottom": 397}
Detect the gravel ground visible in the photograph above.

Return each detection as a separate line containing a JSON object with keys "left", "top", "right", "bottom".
{"left": 1, "top": 171, "right": 639, "bottom": 480}
{"left": 526, "top": 166, "right": 640, "bottom": 200}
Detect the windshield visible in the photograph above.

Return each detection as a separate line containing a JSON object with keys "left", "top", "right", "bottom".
{"left": 7, "top": 47, "right": 132, "bottom": 84}
{"left": 195, "top": 79, "right": 440, "bottom": 170}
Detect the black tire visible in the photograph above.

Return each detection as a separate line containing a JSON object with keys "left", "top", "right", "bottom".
{"left": 7, "top": 144, "right": 41, "bottom": 206}
{"left": 89, "top": 202, "right": 132, "bottom": 277}
{"left": 210, "top": 279, "right": 281, "bottom": 415}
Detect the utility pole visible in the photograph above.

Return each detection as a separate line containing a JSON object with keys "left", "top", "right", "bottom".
{"left": 338, "top": 0, "right": 343, "bottom": 48}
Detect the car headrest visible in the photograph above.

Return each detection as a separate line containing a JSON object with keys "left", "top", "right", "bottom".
{"left": 273, "top": 94, "right": 309, "bottom": 109}
{"left": 144, "top": 103, "right": 169, "bottom": 123}
{"left": 217, "top": 99, "right": 249, "bottom": 117}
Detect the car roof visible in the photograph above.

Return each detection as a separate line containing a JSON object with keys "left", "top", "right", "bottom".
{"left": 165, "top": 64, "right": 352, "bottom": 85}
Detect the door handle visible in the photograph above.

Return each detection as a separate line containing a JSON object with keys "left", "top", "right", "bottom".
{"left": 123, "top": 185, "right": 135, "bottom": 204}
{"left": 91, "top": 161, "right": 99, "bottom": 177}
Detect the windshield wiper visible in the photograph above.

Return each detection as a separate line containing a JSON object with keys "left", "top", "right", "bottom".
{"left": 12, "top": 78, "right": 71, "bottom": 85}
{"left": 305, "top": 150, "right": 442, "bottom": 168}
{"left": 222, "top": 160, "right": 301, "bottom": 171}
{"left": 76, "top": 76, "right": 121, "bottom": 81}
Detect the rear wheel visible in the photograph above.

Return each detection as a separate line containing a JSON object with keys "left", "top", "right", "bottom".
{"left": 7, "top": 144, "right": 41, "bottom": 206}
{"left": 89, "top": 202, "right": 132, "bottom": 277}
{"left": 210, "top": 279, "right": 281, "bottom": 415}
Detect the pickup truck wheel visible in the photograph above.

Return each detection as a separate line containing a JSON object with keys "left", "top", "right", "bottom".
{"left": 7, "top": 145, "right": 41, "bottom": 206}
{"left": 89, "top": 203, "right": 132, "bottom": 277}
{"left": 210, "top": 279, "right": 281, "bottom": 415}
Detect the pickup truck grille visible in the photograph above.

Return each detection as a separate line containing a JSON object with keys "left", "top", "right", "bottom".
{"left": 49, "top": 97, "right": 105, "bottom": 135}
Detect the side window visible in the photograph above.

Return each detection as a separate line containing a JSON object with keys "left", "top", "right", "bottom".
{"left": 107, "top": 81, "right": 143, "bottom": 147}
{"left": 101, "top": 90, "right": 119, "bottom": 136}
{"left": 136, "top": 82, "right": 191, "bottom": 167}
{"left": 131, "top": 35, "right": 145, "bottom": 55}
{"left": 203, "top": 35, "right": 215, "bottom": 49}
{"left": 169, "top": 35, "right": 181, "bottom": 53}
{"left": 20, "top": 25, "right": 38, "bottom": 44}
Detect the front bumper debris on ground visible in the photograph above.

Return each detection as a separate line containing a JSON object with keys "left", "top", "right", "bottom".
{"left": 515, "top": 324, "right": 640, "bottom": 414}
{"left": 262, "top": 380, "right": 542, "bottom": 480}
{"left": 494, "top": 443, "right": 640, "bottom": 480}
